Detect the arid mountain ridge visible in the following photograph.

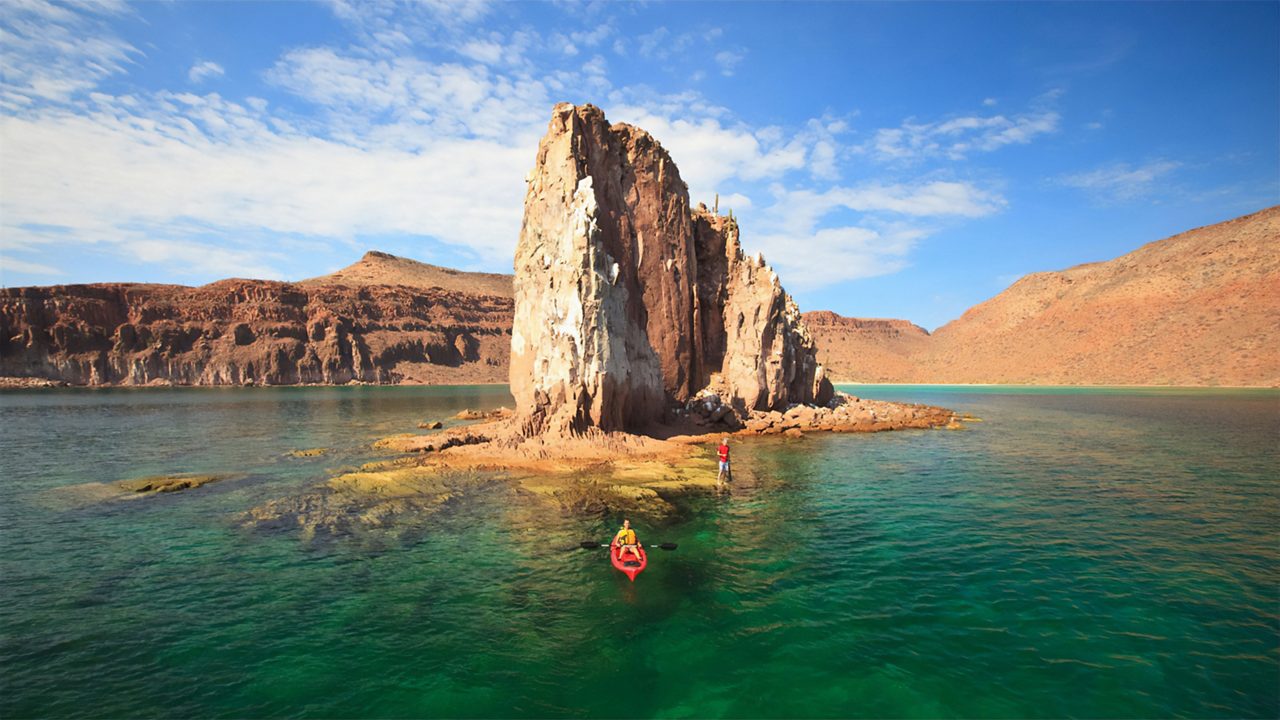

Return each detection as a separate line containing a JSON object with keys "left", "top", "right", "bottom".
{"left": 807, "top": 205, "right": 1279, "bottom": 387}
{"left": 2, "top": 206, "right": 1275, "bottom": 387}
{"left": 0, "top": 252, "right": 513, "bottom": 386}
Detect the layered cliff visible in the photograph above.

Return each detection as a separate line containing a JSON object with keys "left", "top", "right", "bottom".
{"left": 0, "top": 252, "right": 513, "bottom": 386}
{"left": 802, "top": 313, "right": 932, "bottom": 384}
{"left": 510, "top": 103, "right": 830, "bottom": 435}
{"left": 807, "top": 206, "right": 1280, "bottom": 386}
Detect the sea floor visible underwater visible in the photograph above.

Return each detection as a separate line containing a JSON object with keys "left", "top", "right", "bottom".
{"left": 0, "top": 384, "right": 1276, "bottom": 719}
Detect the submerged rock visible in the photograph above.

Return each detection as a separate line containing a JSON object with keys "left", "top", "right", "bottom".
{"left": 116, "top": 473, "right": 228, "bottom": 493}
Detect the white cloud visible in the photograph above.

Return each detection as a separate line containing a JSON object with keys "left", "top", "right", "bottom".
{"left": 1059, "top": 160, "right": 1180, "bottom": 201}
{"left": 0, "top": 2, "right": 1008, "bottom": 293}
{"left": 636, "top": 27, "right": 669, "bottom": 58}
{"left": 608, "top": 104, "right": 808, "bottom": 204}
{"left": 636, "top": 26, "right": 694, "bottom": 60}
{"left": 324, "top": 0, "right": 494, "bottom": 50}
{"left": 749, "top": 224, "right": 924, "bottom": 289}
{"left": 714, "top": 49, "right": 744, "bottom": 76}
{"left": 188, "top": 61, "right": 224, "bottom": 83}
{"left": 1, "top": 254, "right": 63, "bottom": 279}
{"left": 264, "top": 47, "right": 552, "bottom": 146}
{"left": 869, "top": 97, "right": 1061, "bottom": 162}
{"left": 0, "top": 102, "right": 532, "bottom": 273}
{"left": 570, "top": 24, "right": 613, "bottom": 48}
{"left": 738, "top": 181, "right": 1004, "bottom": 289}
{"left": 809, "top": 141, "right": 837, "bottom": 180}
{"left": 457, "top": 40, "right": 504, "bottom": 65}
{"left": 760, "top": 182, "right": 1004, "bottom": 231}
{"left": 0, "top": 0, "right": 138, "bottom": 107}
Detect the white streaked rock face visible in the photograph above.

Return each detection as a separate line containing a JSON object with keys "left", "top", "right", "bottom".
{"left": 510, "top": 103, "right": 831, "bottom": 436}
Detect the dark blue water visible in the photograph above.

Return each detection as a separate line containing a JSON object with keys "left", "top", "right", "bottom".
{"left": 1, "top": 385, "right": 1276, "bottom": 718}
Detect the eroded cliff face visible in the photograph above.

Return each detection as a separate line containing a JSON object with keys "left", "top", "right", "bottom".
{"left": 802, "top": 312, "right": 933, "bottom": 384}
{"left": 510, "top": 103, "right": 830, "bottom": 435}
{"left": 694, "top": 211, "right": 832, "bottom": 414}
{"left": 0, "top": 255, "right": 513, "bottom": 386}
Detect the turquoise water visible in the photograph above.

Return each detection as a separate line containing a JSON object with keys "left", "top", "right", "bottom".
{"left": 1, "top": 385, "right": 1276, "bottom": 718}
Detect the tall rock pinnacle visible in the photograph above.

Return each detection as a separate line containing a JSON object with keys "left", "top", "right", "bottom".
{"left": 510, "top": 103, "right": 831, "bottom": 436}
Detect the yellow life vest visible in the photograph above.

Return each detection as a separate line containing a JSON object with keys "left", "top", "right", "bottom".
{"left": 614, "top": 527, "right": 636, "bottom": 545}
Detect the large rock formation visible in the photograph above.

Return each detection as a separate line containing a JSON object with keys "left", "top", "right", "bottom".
{"left": 0, "top": 252, "right": 513, "bottom": 386}
{"left": 510, "top": 103, "right": 830, "bottom": 435}
{"left": 806, "top": 206, "right": 1280, "bottom": 386}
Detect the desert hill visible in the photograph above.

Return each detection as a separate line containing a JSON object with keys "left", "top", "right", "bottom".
{"left": 801, "top": 313, "right": 931, "bottom": 384}
{"left": 302, "top": 251, "right": 513, "bottom": 298}
{"left": 807, "top": 206, "right": 1280, "bottom": 386}
{"left": 0, "top": 253, "right": 514, "bottom": 386}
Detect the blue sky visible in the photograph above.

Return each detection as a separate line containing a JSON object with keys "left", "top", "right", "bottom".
{"left": 1, "top": 0, "right": 1276, "bottom": 330}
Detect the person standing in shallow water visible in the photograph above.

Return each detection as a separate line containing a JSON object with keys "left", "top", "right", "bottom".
{"left": 717, "top": 437, "right": 731, "bottom": 484}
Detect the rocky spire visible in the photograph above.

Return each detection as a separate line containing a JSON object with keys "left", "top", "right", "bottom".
{"left": 510, "top": 103, "right": 831, "bottom": 436}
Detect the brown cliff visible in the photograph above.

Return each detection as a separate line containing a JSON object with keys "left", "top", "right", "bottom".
{"left": 807, "top": 206, "right": 1280, "bottom": 386}
{"left": 0, "top": 252, "right": 513, "bottom": 386}
{"left": 802, "top": 312, "right": 931, "bottom": 384}
{"left": 510, "top": 103, "right": 830, "bottom": 435}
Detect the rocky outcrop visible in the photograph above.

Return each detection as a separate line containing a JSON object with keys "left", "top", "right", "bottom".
{"left": 117, "top": 473, "right": 229, "bottom": 494}
{"left": 0, "top": 252, "right": 513, "bottom": 386}
{"left": 510, "top": 103, "right": 830, "bottom": 435}
{"left": 695, "top": 211, "right": 830, "bottom": 413}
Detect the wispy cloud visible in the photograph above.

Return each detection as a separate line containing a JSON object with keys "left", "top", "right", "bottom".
{"left": 867, "top": 93, "right": 1062, "bottom": 162}
{"left": 635, "top": 26, "right": 694, "bottom": 60}
{"left": 187, "top": 61, "right": 224, "bottom": 83}
{"left": 264, "top": 47, "right": 555, "bottom": 146}
{"left": 714, "top": 49, "right": 744, "bottom": 76}
{"left": 1059, "top": 160, "right": 1180, "bottom": 201}
{"left": 324, "top": 0, "right": 495, "bottom": 51}
{"left": 2, "top": 2, "right": 1010, "bottom": 291}
{"left": 1, "top": 253, "right": 63, "bottom": 280}
{"left": 0, "top": 0, "right": 137, "bottom": 108}
{"left": 743, "top": 181, "right": 1005, "bottom": 289}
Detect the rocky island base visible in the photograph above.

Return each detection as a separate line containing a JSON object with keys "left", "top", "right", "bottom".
{"left": 240, "top": 393, "right": 963, "bottom": 537}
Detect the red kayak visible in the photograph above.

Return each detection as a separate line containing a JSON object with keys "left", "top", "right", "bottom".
{"left": 610, "top": 545, "right": 648, "bottom": 581}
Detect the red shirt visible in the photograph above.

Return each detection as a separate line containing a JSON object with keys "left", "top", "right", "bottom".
{"left": 717, "top": 444, "right": 729, "bottom": 462}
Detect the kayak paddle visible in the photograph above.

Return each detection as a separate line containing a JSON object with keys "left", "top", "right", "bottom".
{"left": 579, "top": 541, "right": 678, "bottom": 550}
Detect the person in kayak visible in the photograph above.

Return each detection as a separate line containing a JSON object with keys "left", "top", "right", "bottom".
{"left": 612, "top": 519, "right": 642, "bottom": 559}
{"left": 716, "top": 437, "right": 731, "bottom": 484}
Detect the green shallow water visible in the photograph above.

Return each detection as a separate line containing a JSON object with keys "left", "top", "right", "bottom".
{"left": 1, "top": 385, "right": 1276, "bottom": 718}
